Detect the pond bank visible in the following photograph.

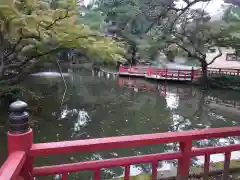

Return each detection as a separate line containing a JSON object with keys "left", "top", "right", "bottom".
{"left": 112, "top": 160, "right": 240, "bottom": 180}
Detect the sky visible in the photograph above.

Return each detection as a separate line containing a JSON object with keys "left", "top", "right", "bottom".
{"left": 83, "top": 0, "right": 225, "bottom": 15}
{"left": 192, "top": 0, "right": 224, "bottom": 15}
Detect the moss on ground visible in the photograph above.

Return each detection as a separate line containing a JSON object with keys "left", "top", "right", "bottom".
{"left": 111, "top": 160, "right": 240, "bottom": 180}
{"left": 113, "top": 174, "right": 151, "bottom": 180}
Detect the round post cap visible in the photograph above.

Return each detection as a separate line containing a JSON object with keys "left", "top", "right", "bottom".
{"left": 9, "top": 100, "right": 28, "bottom": 113}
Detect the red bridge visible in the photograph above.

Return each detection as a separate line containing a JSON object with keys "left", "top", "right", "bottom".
{"left": 119, "top": 65, "right": 240, "bottom": 81}
{"left": 1, "top": 100, "right": 240, "bottom": 180}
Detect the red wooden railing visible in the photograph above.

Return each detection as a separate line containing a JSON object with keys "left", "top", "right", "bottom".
{"left": 119, "top": 65, "right": 240, "bottom": 81}
{"left": 1, "top": 123, "right": 240, "bottom": 180}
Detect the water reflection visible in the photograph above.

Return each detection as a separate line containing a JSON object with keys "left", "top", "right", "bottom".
{"left": 1, "top": 69, "right": 240, "bottom": 179}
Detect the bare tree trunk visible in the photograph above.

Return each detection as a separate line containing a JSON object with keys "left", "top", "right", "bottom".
{"left": 201, "top": 60, "right": 208, "bottom": 88}
{"left": 0, "top": 56, "right": 4, "bottom": 79}
{"left": 131, "top": 44, "right": 137, "bottom": 65}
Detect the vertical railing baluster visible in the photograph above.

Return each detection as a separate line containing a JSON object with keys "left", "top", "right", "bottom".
{"left": 94, "top": 169, "right": 101, "bottom": 180}
{"left": 177, "top": 141, "right": 192, "bottom": 180}
{"left": 62, "top": 173, "right": 68, "bottom": 180}
{"left": 223, "top": 152, "right": 231, "bottom": 180}
{"left": 165, "top": 68, "right": 167, "bottom": 80}
{"left": 124, "top": 165, "right": 130, "bottom": 180}
{"left": 191, "top": 67, "right": 194, "bottom": 81}
{"left": 152, "top": 161, "right": 158, "bottom": 180}
{"left": 203, "top": 154, "right": 210, "bottom": 180}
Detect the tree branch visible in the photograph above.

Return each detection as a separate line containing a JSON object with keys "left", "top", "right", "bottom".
{"left": 1, "top": 47, "right": 61, "bottom": 84}
{"left": 4, "top": 26, "right": 42, "bottom": 61}
{"left": 207, "top": 47, "right": 222, "bottom": 65}
{"left": 6, "top": 47, "right": 60, "bottom": 69}
{"left": 46, "top": 10, "right": 70, "bottom": 30}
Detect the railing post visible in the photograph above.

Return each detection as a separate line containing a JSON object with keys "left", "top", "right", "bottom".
{"left": 8, "top": 100, "right": 33, "bottom": 180}
{"left": 177, "top": 141, "right": 192, "bottom": 180}
{"left": 191, "top": 67, "right": 194, "bottom": 81}
{"left": 148, "top": 67, "right": 152, "bottom": 76}
{"left": 119, "top": 64, "right": 123, "bottom": 72}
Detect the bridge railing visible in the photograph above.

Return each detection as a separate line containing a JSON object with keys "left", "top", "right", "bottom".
{"left": 148, "top": 67, "right": 199, "bottom": 81}
{"left": 1, "top": 100, "right": 240, "bottom": 180}
{"left": 208, "top": 68, "right": 240, "bottom": 76}
{"left": 119, "top": 65, "right": 200, "bottom": 80}
{"left": 119, "top": 65, "right": 240, "bottom": 80}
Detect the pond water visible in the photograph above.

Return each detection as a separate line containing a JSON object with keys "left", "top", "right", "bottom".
{"left": 0, "top": 67, "right": 240, "bottom": 179}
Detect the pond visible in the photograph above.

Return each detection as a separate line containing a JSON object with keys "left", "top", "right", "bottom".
{"left": 0, "top": 67, "right": 240, "bottom": 179}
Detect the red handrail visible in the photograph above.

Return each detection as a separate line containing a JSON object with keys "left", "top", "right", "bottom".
{"left": 30, "top": 126, "right": 240, "bottom": 156}
{"left": 1, "top": 127, "right": 240, "bottom": 180}
{"left": 119, "top": 66, "right": 240, "bottom": 80}
{"left": 30, "top": 127, "right": 240, "bottom": 180}
{"left": 0, "top": 151, "right": 26, "bottom": 180}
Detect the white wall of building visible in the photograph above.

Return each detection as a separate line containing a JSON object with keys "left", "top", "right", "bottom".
{"left": 207, "top": 47, "right": 240, "bottom": 68}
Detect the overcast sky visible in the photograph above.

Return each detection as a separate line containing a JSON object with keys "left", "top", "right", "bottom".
{"left": 83, "top": 0, "right": 225, "bottom": 15}
{"left": 192, "top": 0, "right": 224, "bottom": 15}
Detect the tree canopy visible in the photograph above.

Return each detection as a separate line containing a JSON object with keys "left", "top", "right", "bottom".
{"left": 225, "top": 0, "right": 240, "bottom": 6}
{"left": 0, "top": 0, "right": 126, "bottom": 84}
{"left": 97, "top": 0, "right": 219, "bottom": 64}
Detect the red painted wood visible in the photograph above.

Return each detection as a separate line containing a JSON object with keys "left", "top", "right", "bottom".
{"left": 3, "top": 127, "right": 240, "bottom": 180}
{"left": 30, "top": 127, "right": 240, "bottom": 156}
{"left": 177, "top": 141, "right": 192, "bottom": 180}
{"left": 124, "top": 165, "right": 130, "bottom": 180}
{"left": 94, "top": 170, "right": 100, "bottom": 180}
{"left": 20, "top": 156, "right": 34, "bottom": 180}
{"left": 119, "top": 66, "right": 240, "bottom": 79}
{"left": 33, "top": 152, "right": 182, "bottom": 176}
{"left": 191, "top": 144, "right": 240, "bottom": 156}
{"left": 0, "top": 151, "right": 26, "bottom": 180}
{"left": 62, "top": 173, "right": 68, "bottom": 180}
{"left": 32, "top": 144, "right": 240, "bottom": 177}
{"left": 151, "top": 161, "right": 158, "bottom": 180}
{"left": 31, "top": 144, "right": 240, "bottom": 178}
{"left": 8, "top": 130, "right": 33, "bottom": 180}
{"left": 119, "top": 65, "right": 123, "bottom": 72}
{"left": 223, "top": 152, "right": 231, "bottom": 180}
{"left": 8, "top": 130, "right": 33, "bottom": 154}
{"left": 203, "top": 154, "right": 210, "bottom": 180}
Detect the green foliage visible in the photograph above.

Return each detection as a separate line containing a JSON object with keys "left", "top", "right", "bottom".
{"left": 97, "top": 0, "right": 216, "bottom": 62}
{"left": 220, "top": 5, "right": 240, "bottom": 51}
{"left": 77, "top": 9, "right": 106, "bottom": 31}
{"left": 97, "top": 0, "right": 155, "bottom": 62}
{"left": 223, "top": 6, "right": 240, "bottom": 22}
{"left": 0, "top": 0, "right": 126, "bottom": 85}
